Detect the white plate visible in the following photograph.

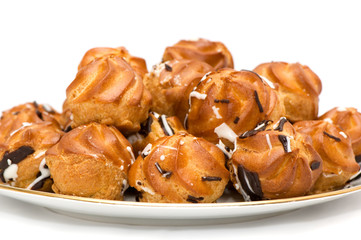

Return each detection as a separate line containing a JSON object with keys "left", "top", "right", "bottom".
{"left": 1, "top": 183, "right": 361, "bottom": 226}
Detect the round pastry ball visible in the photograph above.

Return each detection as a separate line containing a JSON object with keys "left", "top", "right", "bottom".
{"left": 294, "top": 120, "right": 359, "bottom": 193}
{"left": 143, "top": 59, "right": 214, "bottom": 119}
{"left": 128, "top": 133, "right": 229, "bottom": 203}
{"left": 319, "top": 107, "right": 361, "bottom": 157}
{"left": 45, "top": 123, "right": 135, "bottom": 200}
{"left": 162, "top": 38, "right": 234, "bottom": 69}
{"left": 128, "top": 112, "right": 186, "bottom": 157}
{"left": 186, "top": 69, "right": 285, "bottom": 144}
{"left": 0, "top": 102, "right": 60, "bottom": 146}
{"left": 64, "top": 55, "right": 152, "bottom": 135}
{"left": 0, "top": 122, "right": 63, "bottom": 191}
{"left": 229, "top": 118, "right": 323, "bottom": 200}
{"left": 253, "top": 62, "right": 322, "bottom": 122}
{"left": 78, "top": 46, "right": 148, "bottom": 78}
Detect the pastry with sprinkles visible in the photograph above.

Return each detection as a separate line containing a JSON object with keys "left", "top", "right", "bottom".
{"left": 45, "top": 123, "right": 134, "bottom": 200}
{"left": 77, "top": 46, "right": 148, "bottom": 78}
{"left": 0, "top": 102, "right": 60, "bottom": 147}
{"left": 143, "top": 59, "right": 214, "bottom": 119}
{"left": 162, "top": 38, "right": 234, "bottom": 70}
{"left": 229, "top": 118, "right": 322, "bottom": 200}
{"left": 319, "top": 107, "right": 361, "bottom": 160}
{"left": 0, "top": 122, "right": 63, "bottom": 191}
{"left": 128, "top": 112, "right": 186, "bottom": 157}
{"left": 294, "top": 120, "right": 360, "bottom": 193}
{"left": 186, "top": 69, "right": 285, "bottom": 144}
{"left": 128, "top": 132, "right": 229, "bottom": 203}
{"left": 63, "top": 55, "right": 152, "bottom": 135}
{"left": 254, "top": 61, "right": 322, "bottom": 122}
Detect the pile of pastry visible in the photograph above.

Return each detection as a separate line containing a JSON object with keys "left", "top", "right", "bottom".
{"left": 1, "top": 38, "right": 360, "bottom": 203}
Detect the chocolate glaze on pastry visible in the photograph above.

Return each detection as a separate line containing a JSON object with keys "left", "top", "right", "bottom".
{"left": 294, "top": 120, "right": 360, "bottom": 193}
{"left": 64, "top": 55, "right": 152, "bottom": 134}
{"left": 229, "top": 119, "right": 322, "bottom": 200}
{"left": 186, "top": 69, "right": 285, "bottom": 144}
{"left": 128, "top": 133, "right": 229, "bottom": 203}
{"left": 78, "top": 46, "right": 148, "bottom": 78}
{"left": 143, "top": 59, "right": 214, "bottom": 119}
{"left": 162, "top": 38, "right": 234, "bottom": 70}
{"left": 319, "top": 107, "right": 361, "bottom": 157}
{"left": 254, "top": 62, "right": 322, "bottom": 122}
{"left": 46, "top": 123, "right": 134, "bottom": 200}
{"left": 0, "top": 122, "right": 63, "bottom": 191}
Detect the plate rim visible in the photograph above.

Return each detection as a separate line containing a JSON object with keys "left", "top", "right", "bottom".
{"left": 1, "top": 183, "right": 361, "bottom": 208}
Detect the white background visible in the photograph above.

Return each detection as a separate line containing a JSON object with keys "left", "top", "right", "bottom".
{"left": 0, "top": 0, "right": 361, "bottom": 239}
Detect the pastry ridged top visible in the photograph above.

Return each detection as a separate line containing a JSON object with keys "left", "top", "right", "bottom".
{"left": 78, "top": 46, "right": 148, "bottom": 78}
{"left": 319, "top": 107, "right": 361, "bottom": 156}
{"left": 294, "top": 120, "right": 359, "bottom": 176}
{"left": 162, "top": 38, "right": 234, "bottom": 69}
{"left": 230, "top": 119, "right": 322, "bottom": 200}
{"left": 46, "top": 123, "right": 134, "bottom": 170}
{"left": 66, "top": 55, "right": 146, "bottom": 105}
{"left": 144, "top": 59, "right": 214, "bottom": 117}
{"left": 0, "top": 102, "right": 60, "bottom": 146}
{"left": 186, "top": 69, "right": 284, "bottom": 143}
{"left": 128, "top": 133, "right": 229, "bottom": 203}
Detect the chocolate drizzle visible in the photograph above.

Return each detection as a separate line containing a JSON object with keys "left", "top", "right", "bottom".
{"left": 278, "top": 135, "right": 291, "bottom": 153}
{"left": 254, "top": 90, "right": 264, "bottom": 113}
{"left": 323, "top": 131, "right": 341, "bottom": 142}
{"left": 33, "top": 101, "right": 43, "bottom": 120}
{"left": 237, "top": 165, "right": 263, "bottom": 201}
{"left": 158, "top": 115, "right": 174, "bottom": 136}
{"left": 201, "top": 176, "right": 222, "bottom": 181}
{"left": 239, "top": 120, "right": 272, "bottom": 139}
{"left": 154, "top": 162, "right": 172, "bottom": 179}
{"left": 214, "top": 99, "right": 230, "bottom": 103}
{"left": 186, "top": 195, "right": 204, "bottom": 203}
{"left": 274, "top": 117, "right": 288, "bottom": 131}
{"left": 139, "top": 115, "right": 153, "bottom": 137}
{"left": 165, "top": 64, "right": 172, "bottom": 72}
{"left": 310, "top": 161, "right": 321, "bottom": 171}
{"left": 0, "top": 146, "right": 35, "bottom": 182}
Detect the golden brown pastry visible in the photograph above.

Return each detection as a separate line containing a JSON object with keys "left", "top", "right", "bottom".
{"left": 319, "top": 107, "right": 361, "bottom": 157}
{"left": 128, "top": 133, "right": 229, "bottom": 203}
{"left": 0, "top": 102, "right": 60, "bottom": 146}
{"left": 162, "top": 38, "right": 234, "bottom": 69}
{"left": 253, "top": 62, "right": 322, "bottom": 122}
{"left": 78, "top": 46, "right": 148, "bottom": 78}
{"left": 186, "top": 69, "right": 285, "bottom": 144}
{"left": 143, "top": 59, "right": 214, "bottom": 118}
{"left": 64, "top": 55, "right": 152, "bottom": 134}
{"left": 128, "top": 112, "right": 186, "bottom": 157}
{"left": 0, "top": 122, "right": 63, "bottom": 191}
{"left": 294, "top": 120, "right": 359, "bottom": 193}
{"left": 229, "top": 118, "right": 323, "bottom": 200}
{"left": 46, "top": 123, "right": 134, "bottom": 200}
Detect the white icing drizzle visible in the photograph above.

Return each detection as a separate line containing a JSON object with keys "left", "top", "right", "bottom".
{"left": 152, "top": 112, "right": 160, "bottom": 119}
{"left": 26, "top": 158, "right": 50, "bottom": 190}
{"left": 10, "top": 122, "right": 32, "bottom": 136}
{"left": 286, "top": 136, "right": 292, "bottom": 153}
{"left": 215, "top": 140, "right": 233, "bottom": 159}
{"left": 160, "top": 155, "right": 165, "bottom": 161}
{"left": 42, "top": 104, "right": 53, "bottom": 113}
{"left": 212, "top": 106, "right": 222, "bottom": 119}
{"left": 200, "top": 71, "right": 212, "bottom": 82}
{"left": 3, "top": 163, "right": 18, "bottom": 182}
{"left": 141, "top": 186, "right": 155, "bottom": 195}
{"left": 260, "top": 75, "right": 275, "bottom": 89}
{"left": 184, "top": 113, "right": 188, "bottom": 128}
{"left": 120, "top": 179, "right": 128, "bottom": 196}
{"left": 141, "top": 144, "right": 152, "bottom": 157}
{"left": 159, "top": 145, "right": 178, "bottom": 151}
{"left": 323, "top": 118, "right": 333, "bottom": 124}
{"left": 265, "top": 134, "right": 272, "bottom": 150}
{"left": 160, "top": 115, "right": 174, "bottom": 136}
{"left": 214, "top": 123, "right": 238, "bottom": 143}
{"left": 189, "top": 91, "right": 207, "bottom": 105}
{"left": 339, "top": 131, "right": 348, "bottom": 138}
{"left": 34, "top": 150, "right": 46, "bottom": 159}
{"left": 126, "top": 146, "right": 136, "bottom": 164}
{"left": 232, "top": 163, "right": 251, "bottom": 202}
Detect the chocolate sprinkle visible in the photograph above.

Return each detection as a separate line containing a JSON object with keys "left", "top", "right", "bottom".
{"left": 0, "top": 146, "right": 35, "bottom": 182}
{"left": 233, "top": 116, "right": 240, "bottom": 124}
{"left": 323, "top": 131, "right": 341, "bottom": 142}
{"left": 186, "top": 195, "right": 204, "bottom": 203}
{"left": 165, "top": 64, "right": 172, "bottom": 72}
{"left": 154, "top": 162, "right": 172, "bottom": 179}
{"left": 201, "top": 176, "right": 222, "bottom": 181}
{"left": 237, "top": 165, "right": 263, "bottom": 201}
{"left": 274, "top": 117, "right": 288, "bottom": 131}
{"left": 278, "top": 135, "right": 290, "bottom": 153}
{"left": 254, "top": 90, "right": 264, "bottom": 113}
{"left": 239, "top": 120, "right": 272, "bottom": 139}
{"left": 214, "top": 99, "right": 230, "bottom": 104}
{"left": 310, "top": 161, "right": 321, "bottom": 171}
